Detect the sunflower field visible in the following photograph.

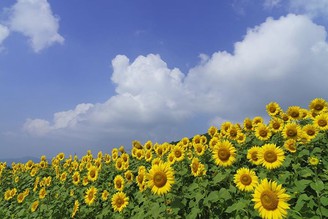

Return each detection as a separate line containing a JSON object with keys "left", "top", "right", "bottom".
{"left": 1, "top": 98, "right": 328, "bottom": 219}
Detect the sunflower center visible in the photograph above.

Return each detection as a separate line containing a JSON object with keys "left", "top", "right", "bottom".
{"left": 116, "top": 181, "right": 122, "bottom": 188}
{"left": 251, "top": 152, "right": 258, "bottom": 161}
{"left": 192, "top": 163, "right": 198, "bottom": 172}
{"left": 269, "top": 106, "right": 276, "bottom": 113}
{"left": 197, "top": 147, "right": 202, "bottom": 153}
{"left": 230, "top": 130, "right": 237, "bottom": 137}
{"left": 287, "top": 129, "right": 296, "bottom": 137}
{"left": 315, "top": 104, "right": 323, "bottom": 111}
{"left": 260, "top": 190, "right": 279, "bottom": 210}
{"left": 318, "top": 119, "right": 327, "bottom": 127}
{"left": 88, "top": 192, "right": 94, "bottom": 200}
{"left": 259, "top": 130, "right": 268, "bottom": 137}
{"left": 116, "top": 197, "right": 123, "bottom": 206}
{"left": 246, "top": 123, "right": 252, "bottom": 129}
{"left": 218, "top": 148, "right": 230, "bottom": 161}
{"left": 153, "top": 172, "right": 167, "bottom": 188}
{"left": 263, "top": 150, "right": 277, "bottom": 163}
{"left": 273, "top": 123, "right": 280, "bottom": 129}
{"left": 175, "top": 150, "right": 182, "bottom": 158}
{"left": 90, "top": 170, "right": 96, "bottom": 178}
{"left": 240, "top": 174, "right": 252, "bottom": 185}
{"left": 307, "top": 129, "right": 315, "bottom": 136}
{"left": 117, "top": 162, "right": 122, "bottom": 168}
{"left": 291, "top": 111, "right": 299, "bottom": 118}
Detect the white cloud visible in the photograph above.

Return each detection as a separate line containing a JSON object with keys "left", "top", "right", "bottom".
{"left": 23, "top": 14, "right": 328, "bottom": 148}
{"left": 7, "top": 0, "right": 64, "bottom": 52}
{"left": 0, "top": 24, "right": 10, "bottom": 46}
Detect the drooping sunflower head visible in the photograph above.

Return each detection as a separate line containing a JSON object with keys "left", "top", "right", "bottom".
{"left": 314, "top": 113, "right": 328, "bottom": 130}
{"left": 258, "top": 144, "right": 285, "bottom": 169}
{"left": 266, "top": 102, "right": 281, "bottom": 117}
{"left": 255, "top": 124, "right": 272, "bottom": 141}
{"left": 309, "top": 98, "right": 328, "bottom": 113}
{"left": 111, "top": 191, "right": 129, "bottom": 212}
{"left": 252, "top": 178, "right": 290, "bottom": 219}
{"left": 212, "top": 140, "right": 236, "bottom": 167}
{"left": 234, "top": 167, "right": 258, "bottom": 192}
{"left": 147, "top": 162, "right": 174, "bottom": 195}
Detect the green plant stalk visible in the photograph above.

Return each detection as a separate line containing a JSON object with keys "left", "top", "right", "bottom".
{"left": 314, "top": 166, "right": 323, "bottom": 219}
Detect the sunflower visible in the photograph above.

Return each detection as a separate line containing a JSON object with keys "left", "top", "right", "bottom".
{"left": 72, "top": 171, "right": 80, "bottom": 186}
{"left": 243, "top": 118, "right": 253, "bottom": 131}
{"left": 167, "top": 152, "right": 176, "bottom": 165}
{"left": 82, "top": 176, "right": 89, "bottom": 186}
{"left": 31, "top": 200, "right": 39, "bottom": 212}
{"left": 266, "top": 102, "right": 281, "bottom": 117}
{"left": 252, "top": 116, "right": 264, "bottom": 127}
{"left": 208, "top": 126, "right": 218, "bottom": 137}
{"left": 17, "top": 192, "right": 25, "bottom": 203}
{"left": 145, "top": 150, "right": 153, "bottom": 162}
{"left": 220, "top": 121, "right": 232, "bottom": 136}
{"left": 212, "top": 140, "right": 236, "bottom": 167}
{"left": 39, "top": 187, "right": 47, "bottom": 199}
{"left": 135, "top": 149, "right": 145, "bottom": 160}
{"left": 226, "top": 125, "right": 240, "bottom": 140}
{"left": 190, "top": 157, "right": 206, "bottom": 177}
{"left": 194, "top": 143, "right": 206, "bottom": 156}
{"left": 147, "top": 162, "right": 174, "bottom": 195}
{"left": 57, "top": 152, "right": 65, "bottom": 161}
{"left": 102, "top": 190, "right": 109, "bottom": 201}
{"left": 60, "top": 171, "right": 67, "bottom": 182}
{"left": 284, "top": 139, "right": 297, "bottom": 153}
{"left": 237, "top": 133, "right": 246, "bottom": 144}
{"left": 87, "top": 166, "right": 99, "bottom": 182}
{"left": 258, "top": 144, "right": 285, "bottom": 169}
{"left": 314, "top": 113, "right": 328, "bottom": 130}
{"left": 286, "top": 106, "right": 301, "bottom": 120}
{"left": 234, "top": 168, "right": 258, "bottom": 192}
{"left": 282, "top": 123, "right": 301, "bottom": 140}
{"left": 4, "top": 190, "right": 12, "bottom": 201}
{"left": 269, "top": 118, "right": 284, "bottom": 133}
{"left": 302, "top": 124, "right": 318, "bottom": 140}
{"left": 114, "top": 175, "right": 124, "bottom": 191}
{"left": 309, "top": 98, "right": 327, "bottom": 113}
{"left": 172, "top": 145, "right": 185, "bottom": 162}
{"left": 124, "top": 170, "right": 134, "bottom": 182}
{"left": 84, "top": 186, "right": 97, "bottom": 206}
{"left": 209, "top": 136, "right": 219, "bottom": 149}
{"left": 255, "top": 124, "right": 272, "bottom": 141}
{"left": 280, "top": 113, "right": 289, "bottom": 122}
{"left": 111, "top": 191, "right": 129, "bottom": 212}
{"left": 71, "top": 200, "right": 79, "bottom": 218}
{"left": 308, "top": 156, "right": 319, "bottom": 166}
{"left": 144, "top": 140, "right": 153, "bottom": 150}
{"left": 115, "top": 158, "right": 124, "bottom": 171}
{"left": 252, "top": 178, "right": 290, "bottom": 219}
{"left": 104, "top": 154, "right": 111, "bottom": 164}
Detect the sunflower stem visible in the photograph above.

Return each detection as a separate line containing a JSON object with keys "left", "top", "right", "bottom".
{"left": 163, "top": 194, "right": 169, "bottom": 219}
{"left": 314, "top": 166, "right": 323, "bottom": 219}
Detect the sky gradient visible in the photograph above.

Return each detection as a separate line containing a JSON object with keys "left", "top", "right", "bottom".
{"left": 1, "top": 0, "right": 328, "bottom": 160}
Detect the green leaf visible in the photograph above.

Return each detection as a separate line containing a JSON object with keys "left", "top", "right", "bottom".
{"left": 299, "top": 168, "right": 314, "bottom": 178}
{"left": 294, "top": 179, "right": 312, "bottom": 192}
{"left": 320, "top": 196, "right": 328, "bottom": 206}
{"left": 225, "top": 201, "right": 246, "bottom": 213}
{"left": 204, "top": 191, "right": 220, "bottom": 205}
{"left": 319, "top": 206, "right": 328, "bottom": 216}
{"left": 218, "top": 188, "right": 231, "bottom": 201}
{"left": 213, "top": 172, "right": 227, "bottom": 183}
{"left": 310, "top": 180, "right": 325, "bottom": 192}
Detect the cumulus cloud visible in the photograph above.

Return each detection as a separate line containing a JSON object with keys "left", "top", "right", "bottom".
{"left": 23, "top": 14, "right": 328, "bottom": 147}
{"left": 7, "top": 0, "right": 64, "bottom": 52}
{"left": 0, "top": 24, "right": 10, "bottom": 46}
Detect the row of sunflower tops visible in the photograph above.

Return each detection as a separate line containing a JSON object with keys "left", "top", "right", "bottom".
{"left": 0, "top": 98, "right": 327, "bottom": 219}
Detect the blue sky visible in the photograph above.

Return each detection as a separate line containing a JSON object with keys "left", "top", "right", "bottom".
{"left": 1, "top": 0, "right": 328, "bottom": 160}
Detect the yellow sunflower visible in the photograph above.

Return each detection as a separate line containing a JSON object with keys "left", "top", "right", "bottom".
{"left": 172, "top": 145, "right": 185, "bottom": 162}
{"left": 39, "top": 187, "right": 47, "bottom": 199}
{"left": 72, "top": 171, "right": 80, "bottom": 186}
{"left": 145, "top": 150, "right": 153, "bottom": 162}
{"left": 226, "top": 125, "right": 240, "bottom": 140}
{"left": 247, "top": 146, "right": 262, "bottom": 165}
{"left": 284, "top": 139, "right": 297, "bottom": 153}
{"left": 167, "top": 152, "right": 176, "bottom": 165}
{"left": 266, "top": 102, "right": 281, "bottom": 117}
{"left": 309, "top": 98, "right": 327, "bottom": 113}
{"left": 101, "top": 190, "right": 109, "bottom": 201}
{"left": 282, "top": 123, "right": 301, "bottom": 140}
{"left": 252, "top": 116, "right": 264, "bottom": 127}
{"left": 237, "top": 132, "right": 246, "bottom": 144}
{"left": 212, "top": 140, "right": 236, "bottom": 167}
{"left": 286, "top": 106, "right": 301, "bottom": 120}
{"left": 243, "top": 117, "right": 253, "bottom": 131}
{"left": 124, "top": 170, "right": 134, "bottom": 183}
{"left": 71, "top": 200, "right": 79, "bottom": 218}
{"left": 87, "top": 166, "right": 99, "bottom": 182}
{"left": 302, "top": 124, "right": 318, "bottom": 140}
{"left": 194, "top": 143, "right": 206, "bottom": 156}
{"left": 208, "top": 126, "right": 218, "bottom": 137}
{"left": 234, "top": 168, "right": 258, "bottom": 192}
{"left": 255, "top": 124, "right": 272, "bottom": 141}
{"left": 220, "top": 121, "right": 232, "bottom": 136}
{"left": 144, "top": 140, "right": 153, "bottom": 150}
{"left": 308, "top": 156, "right": 319, "bottom": 166}
{"left": 111, "top": 191, "right": 129, "bottom": 212}
{"left": 269, "top": 118, "right": 284, "bottom": 133}
{"left": 147, "top": 162, "right": 174, "bottom": 195}
{"left": 115, "top": 158, "right": 124, "bottom": 171}
{"left": 17, "top": 192, "right": 25, "bottom": 203}
{"left": 190, "top": 157, "right": 206, "bottom": 177}
{"left": 313, "top": 113, "right": 328, "bottom": 130}
{"left": 84, "top": 186, "right": 97, "bottom": 206}
{"left": 252, "top": 178, "right": 290, "bottom": 219}
{"left": 258, "top": 144, "right": 285, "bottom": 169}
{"left": 114, "top": 175, "right": 124, "bottom": 191}
{"left": 31, "top": 200, "right": 39, "bottom": 212}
